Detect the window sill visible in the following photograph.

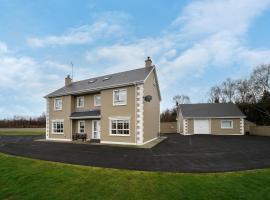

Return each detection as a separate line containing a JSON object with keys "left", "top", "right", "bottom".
{"left": 113, "top": 103, "right": 127, "bottom": 106}
{"left": 109, "top": 134, "right": 130, "bottom": 137}
{"left": 51, "top": 132, "right": 64, "bottom": 135}
{"left": 221, "top": 127, "right": 233, "bottom": 129}
{"left": 54, "top": 109, "right": 62, "bottom": 111}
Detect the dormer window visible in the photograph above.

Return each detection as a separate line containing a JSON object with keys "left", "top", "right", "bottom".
{"left": 54, "top": 98, "right": 62, "bottom": 111}
{"left": 77, "top": 96, "right": 85, "bottom": 108}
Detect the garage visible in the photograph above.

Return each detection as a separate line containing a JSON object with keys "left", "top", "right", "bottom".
{"left": 194, "top": 119, "right": 210, "bottom": 134}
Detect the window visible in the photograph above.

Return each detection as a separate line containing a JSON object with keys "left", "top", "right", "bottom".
{"left": 110, "top": 119, "right": 130, "bottom": 136}
{"left": 54, "top": 98, "right": 62, "bottom": 111}
{"left": 52, "top": 120, "right": 64, "bottom": 134}
{"left": 113, "top": 89, "right": 127, "bottom": 106}
{"left": 221, "top": 120, "right": 233, "bottom": 129}
{"left": 94, "top": 95, "right": 101, "bottom": 106}
{"left": 78, "top": 121, "right": 85, "bottom": 133}
{"left": 77, "top": 96, "right": 84, "bottom": 108}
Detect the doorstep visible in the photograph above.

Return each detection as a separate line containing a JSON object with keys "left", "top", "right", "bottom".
{"left": 35, "top": 137, "right": 167, "bottom": 149}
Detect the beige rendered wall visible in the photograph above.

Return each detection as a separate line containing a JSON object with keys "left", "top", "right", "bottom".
{"left": 74, "top": 93, "right": 100, "bottom": 112}
{"left": 177, "top": 112, "right": 184, "bottom": 133}
{"left": 100, "top": 86, "right": 136, "bottom": 144}
{"left": 72, "top": 119, "right": 93, "bottom": 140}
{"left": 211, "top": 118, "right": 241, "bottom": 135}
{"left": 48, "top": 95, "right": 74, "bottom": 140}
{"left": 160, "top": 122, "right": 177, "bottom": 134}
{"left": 143, "top": 71, "right": 160, "bottom": 142}
{"left": 250, "top": 126, "right": 270, "bottom": 136}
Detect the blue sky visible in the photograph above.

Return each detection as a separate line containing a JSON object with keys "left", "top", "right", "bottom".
{"left": 0, "top": 0, "right": 270, "bottom": 118}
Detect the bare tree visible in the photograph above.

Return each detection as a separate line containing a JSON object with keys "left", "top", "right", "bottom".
{"left": 173, "top": 95, "right": 191, "bottom": 106}
{"left": 209, "top": 85, "right": 222, "bottom": 103}
{"left": 235, "top": 79, "right": 253, "bottom": 103}
{"left": 221, "top": 78, "right": 237, "bottom": 102}
{"left": 250, "top": 64, "right": 270, "bottom": 100}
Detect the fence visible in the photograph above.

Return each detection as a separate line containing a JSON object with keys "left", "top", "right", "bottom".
{"left": 160, "top": 122, "right": 177, "bottom": 133}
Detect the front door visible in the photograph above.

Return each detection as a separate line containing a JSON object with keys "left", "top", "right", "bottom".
{"left": 92, "top": 120, "right": 101, "bottom": 139}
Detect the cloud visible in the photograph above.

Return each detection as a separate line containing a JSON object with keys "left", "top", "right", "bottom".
{"left": 83, "top": 0, "right": 270, "bottom": 109}
{"left": 27, "top": 12, "right": 129, "bottom": 48}
{"left": 0, "top": 41, "right": 8, "bottom": 54}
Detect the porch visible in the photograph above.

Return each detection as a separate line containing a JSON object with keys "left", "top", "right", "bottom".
{"left": 70, "top": 110, "right": 101, "bottom": 142}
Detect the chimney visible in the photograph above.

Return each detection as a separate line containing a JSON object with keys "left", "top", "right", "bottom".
{"left": 65, "top": 75, "right": 72, "bottom": 86}
{"left": 145, "top": 56, "right": 152, "bottom": 67}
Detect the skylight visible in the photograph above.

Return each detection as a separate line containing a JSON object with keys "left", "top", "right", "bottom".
{"left": 88, "top": 79, "right": 97, "bottom": 84}
{"left": 103, "top": 76, "right": 112, "bottom": 81}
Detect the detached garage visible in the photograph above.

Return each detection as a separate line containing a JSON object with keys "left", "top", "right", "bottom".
{"left": 176, "top": 103, "right": 246, "bottom": 135}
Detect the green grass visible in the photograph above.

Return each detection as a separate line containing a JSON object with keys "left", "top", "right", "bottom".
{"left": 0, "top": 153, "right": 270, "bottom": 200}
{"left": 0, "top": 128, "right": 45, "bottom": 135}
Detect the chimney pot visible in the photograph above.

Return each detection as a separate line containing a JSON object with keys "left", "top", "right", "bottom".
{"left": 65, "top": 75, "right": 72, "bottom": 86}
{"left": 145, "top": 56, "right": 152, "bottom": 67}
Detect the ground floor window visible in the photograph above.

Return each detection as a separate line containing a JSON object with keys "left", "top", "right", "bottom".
{"left": 110, "top": 118, "right": 130, "bottom": 136}
{"left": 78, "top": 121, "right": 85, "bottom": 133}
{"left": 221, "top": 120, "right": 233, "bottom": 129}
{"left": 52, "top": 120, "right": 64, "bottom": 134}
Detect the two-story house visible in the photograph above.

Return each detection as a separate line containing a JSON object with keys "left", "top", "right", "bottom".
{"left": 44, "top": 57, "right": 161, "bottom": 145}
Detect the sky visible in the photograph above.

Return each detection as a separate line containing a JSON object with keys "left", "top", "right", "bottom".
{"left": 0, "top": 0, "right": 270, "bottom": 118}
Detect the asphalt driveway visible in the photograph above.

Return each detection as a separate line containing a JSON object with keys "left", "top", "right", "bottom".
{"left": 0, "top": 134, "right": 270, "bottom": 173}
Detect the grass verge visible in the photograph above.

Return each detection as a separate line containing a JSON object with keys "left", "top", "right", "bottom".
{"left": 0, "top": 128, "right": 45, "bottom": 135}
{"left": 0, "top": 153, "right": 270, "bottom": 200}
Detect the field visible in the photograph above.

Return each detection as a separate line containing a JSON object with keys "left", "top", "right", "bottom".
{"left": 0, "top": 128, "right": 45, "bottom": 135}
{"left": 0, "top": 153, "right": 270, "bottom": 200}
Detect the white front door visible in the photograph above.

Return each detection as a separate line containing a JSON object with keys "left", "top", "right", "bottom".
{"left": 92, "top": 120, "right": 101, "bottom": 139}
{"left": 194, "top": 119, "right": 210, "bottom": 134}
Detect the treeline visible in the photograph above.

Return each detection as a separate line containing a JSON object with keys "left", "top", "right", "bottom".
{"left": 0, "top": 113, "right": 46, "bottom": 128}
{"left": 160, "top": 64, "right": 270, "bottom": 125}
{"left": 208, "top": 64, "right": 270, "bottom": 125}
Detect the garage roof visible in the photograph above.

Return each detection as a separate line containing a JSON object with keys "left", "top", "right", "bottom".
{"left": 179, "top": 103, "right": 245, "bottom": 118}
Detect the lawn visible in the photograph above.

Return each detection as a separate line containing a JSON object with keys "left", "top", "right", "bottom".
{"left": 0, "top": 128, "right": 45, "bottom": 135}
{"left": 0, "top": 153, "right": 270, "bottom": 200}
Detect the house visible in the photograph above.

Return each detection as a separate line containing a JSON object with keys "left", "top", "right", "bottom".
{"left": 44, "top": 57, "right": 161, "bottom": 145}
{"left": 176, "top": 103, "right": 246, "bottom": 135}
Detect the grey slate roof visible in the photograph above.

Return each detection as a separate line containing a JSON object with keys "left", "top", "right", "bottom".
{"left": 70, "top": 109, "right": 101, "bottom": 118}
{"left": 45, "top": 66, "right": 154, "bottom": 98}
{"left": 179, "top": 103, "right": 245, "bottom": 118}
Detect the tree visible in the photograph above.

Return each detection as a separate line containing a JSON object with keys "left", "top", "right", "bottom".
{"left": 235, "top": 79, "right": 253, "bottom": 103}
{"left": 173, "top": 95, "right": 190, "bottom": 106}
{"left": 221, "top": 78, "right": 236, "bottom": 102}
{"left": 250, "top": 64, "right": 270, "bottom": 100}
{"left": 209, "top": 85, "right": 222, "bottom": 103}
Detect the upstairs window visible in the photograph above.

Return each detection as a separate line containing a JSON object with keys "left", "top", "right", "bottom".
{"left": 94, "top": 95, "right": 101, "bottom": 106}
{"left": 221, "top": 120, "right": 233, "bottom": 129}
{"left": 54, "top": 98, "right": 62, "bottom": 111}
{"left": 77, "top": 96, "right": 84, "bottom": 108}
{"left": 113, "top": 89, "right": 127, "bottom": 106}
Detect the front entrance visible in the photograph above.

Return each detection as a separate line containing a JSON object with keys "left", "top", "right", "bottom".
{"left": 92, "top": 120, "right": 101, "bottom": 139}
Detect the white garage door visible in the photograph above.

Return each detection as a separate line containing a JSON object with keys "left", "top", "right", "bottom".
{"left": 194, "top": 119, "right": 210, "bottom": 134}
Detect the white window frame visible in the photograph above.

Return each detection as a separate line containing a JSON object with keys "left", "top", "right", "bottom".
{"left": 78, "top": 120, "right": 85, "bottom": 133}
{"left": 221, "top": 120, "right": 233, "bottom": 129}
{"left": 113, "top": 88, "right": 127, "bottom": 106}
{"left": 94, "top": 94, "right": 101, "bottom": 107}
{"left": 76, "top": 96, "right": 85, "bottom": 108}
{"left": 109, "top": 117, "right": 130, "bottom": 136}
{"left": 51, "top": 120, "right": 64, "bottom": 134}
{"left": 54, "top": 98, "right": 62, "bottom": 111}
